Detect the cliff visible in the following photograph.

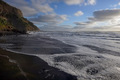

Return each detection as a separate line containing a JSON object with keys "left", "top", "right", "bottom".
{"left": 0, "top": 0, "right": 39, "bottom": 33}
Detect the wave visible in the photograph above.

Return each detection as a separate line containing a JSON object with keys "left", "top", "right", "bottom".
{"left": 1, "top": 31, "right": 120, "bottom": 80}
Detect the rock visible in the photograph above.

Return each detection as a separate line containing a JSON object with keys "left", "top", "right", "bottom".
{"left": 0, "top": 0, "right": 39, "bottom": 34}
{"left": 86, "top": 68, "right": 99, "bottom": 75}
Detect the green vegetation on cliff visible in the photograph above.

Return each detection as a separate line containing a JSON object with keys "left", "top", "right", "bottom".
{"left": 0, "top": 0, "right": 39, "bottom": 33}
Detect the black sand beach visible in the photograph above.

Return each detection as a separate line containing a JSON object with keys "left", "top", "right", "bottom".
{"left": 0, "top": 48, "right": 77, "bottom": 80}
{"left": 0, "top": 35, "right": 76, "bottom": 54}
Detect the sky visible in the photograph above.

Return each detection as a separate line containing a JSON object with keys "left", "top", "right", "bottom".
{"left": 4, "top": 0, "right": 120, "bottom": 31}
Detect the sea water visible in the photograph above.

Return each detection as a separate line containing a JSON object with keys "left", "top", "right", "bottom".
{"left": 1, "top": 31, "right": 120, "bottom": 80}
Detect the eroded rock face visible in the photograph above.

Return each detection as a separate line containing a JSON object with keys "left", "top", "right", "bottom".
{"left": 0, "top": 0, "right": 39, "bottom": 33}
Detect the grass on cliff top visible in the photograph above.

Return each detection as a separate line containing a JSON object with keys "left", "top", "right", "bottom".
{"left": 0, "top": 17, "right": 8, "bottom": 30}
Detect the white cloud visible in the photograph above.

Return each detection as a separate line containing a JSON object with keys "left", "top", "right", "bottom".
{"left": 29, "top": 13, "right": 70, "bottom": 31}
{"left": 29, "top": 14, "right": 68, "bottom": 25}
{"left": 40, "top": 25, "right": 73, "bottom": 31}
{"left": 91, "top": 9, "right": 120, "bottom": 21}
{"left": 74, "top": 11, "right": 84, "bottom": 16}
{"left": 7, "top": 0, "right": 28, "bottom": 5}
{"left": 4, "top": 0, "right": 96, "bottom": 17}
{"left": 4, "top": 0, "right": 54, "bottom": 16}
{"left": 111, "top": 2, "right": 120, "bottom": 8}
{"left": 60, "top": 15, "right": 68, "bottom": 20}
{"left": 75, "top": 9, "right": 120, "bottom": 24}
{"left": 19, "top": 6, "right": 38, "bottom": 16}
{"left": 4, "top": 0, "right": 97, "bottom": 31}
{"left": 64, "top": 0, "right": 84, "bottom": 5}
{"left": 75, "top": 21, "right": 94, "bottom": 25}
{"left": 85, "top": 0, "right": 96, "bottom": 5}
{"left": 30, "top": 0, "right": 53, "bottom": 13}
{"left": 63, "top": 0, "right": 96, "bottom": 5}
{"left": 74, "top": 9, "right": 120, "bottom": 31}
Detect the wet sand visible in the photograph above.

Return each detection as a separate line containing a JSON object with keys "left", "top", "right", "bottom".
{"left": 0, "top": 35, "right": 76, "bottom": 54}
{"left": 0, "top": 48, "right": 77, "bottom": 80}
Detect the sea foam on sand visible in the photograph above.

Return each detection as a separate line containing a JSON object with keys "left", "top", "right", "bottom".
{"left": 1, "top": 31, "right": 120, "bottom": 80}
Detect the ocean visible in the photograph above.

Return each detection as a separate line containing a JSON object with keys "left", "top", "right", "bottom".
{"left": 0, "top": 31, "right": 120, "bottom": 80}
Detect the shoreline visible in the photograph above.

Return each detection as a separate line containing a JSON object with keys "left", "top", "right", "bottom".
{"left": 0, "top": 48, "right": 77, "bottom": 80}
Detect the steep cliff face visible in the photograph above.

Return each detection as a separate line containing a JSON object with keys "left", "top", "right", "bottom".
{"left": 0, "top": 0, "right": 39, "bottom": 33}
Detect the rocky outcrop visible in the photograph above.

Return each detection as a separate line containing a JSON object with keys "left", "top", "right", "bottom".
{"left": 0, "top": 0, "right": 39, "bottom": 33}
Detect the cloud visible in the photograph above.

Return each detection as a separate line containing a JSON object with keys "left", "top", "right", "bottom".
{"left": 30, "top": 0, "right": 53, "bottom": 13}
{"left": 63, "top": 0, "right": 96, "bottom": 5}
{"left": 6, "top": 0, "right": 28, "bottom": 6}
{"left": 4, "top": 0, "right": 96, "bottom": 17}
{"left": 29, "top": 14, "right": 68, "bottom": 25}
{"left": 4, "top": 0, "right": 97, "bottom": 31}
{"left": 74, "top": 11, "right": 84, "bottom": 16}
{"left": 75, "top": 21, "right": 94, "bottom": 25}
{"left": 63, "top": 0, "right": 84, "bottom": 5}
{"left": 75, "top": 9, "right": 120, "bottom": 25}
{"left": 74, "top": 9, "right": 120, "bottom": 31}
{"left": 18, "top": 6, "right": 38, "bottom": 16}
{"left": 40, "top": 25, "right": 73, "bottom": 31}
{"left": 85, "top": 0, "right": 96, "bottom": 5}
{"left": 111, "top": 2, "right": 120, "bottom": 8}
{"left": 90, "top": 9, "right": 120, "bottom": 21}
{"left": 4, "top": 0, "right": 54, "bottom": 16}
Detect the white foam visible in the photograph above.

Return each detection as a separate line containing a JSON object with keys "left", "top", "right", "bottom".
{"left": 34, "top": 32, "right": 120, "bottom": 80}
{"left": 1, "top": 31, "right": 120, "bottom": 80}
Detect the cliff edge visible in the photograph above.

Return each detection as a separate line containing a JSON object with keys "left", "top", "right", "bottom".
{"left": 0, "top": 0, "right": 39, "bottom": 34}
